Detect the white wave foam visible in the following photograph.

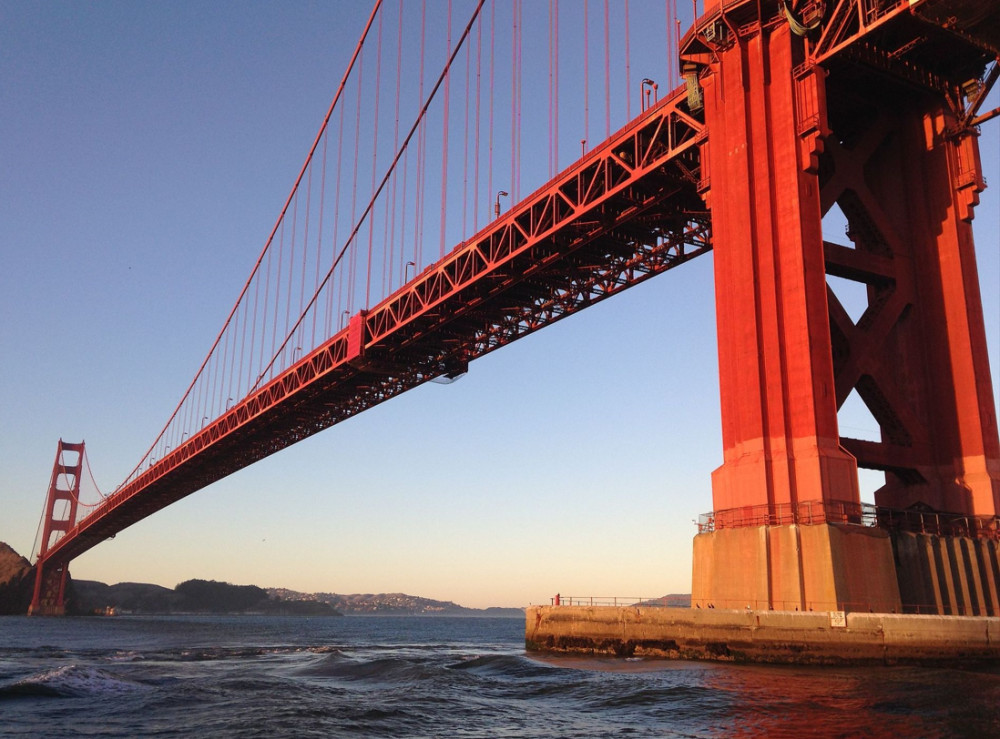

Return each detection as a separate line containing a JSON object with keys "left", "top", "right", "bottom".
{"left": 13, "top": 665, "right": 148, "bottom": 697}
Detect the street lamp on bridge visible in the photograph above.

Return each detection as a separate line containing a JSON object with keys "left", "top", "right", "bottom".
{"left": 494, "top": 190, "right": 508, "bottom": 219}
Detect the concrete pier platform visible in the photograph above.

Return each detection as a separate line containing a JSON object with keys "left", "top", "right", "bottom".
{"left": 525, "top": 606, "right": 1000, "bottom": 665}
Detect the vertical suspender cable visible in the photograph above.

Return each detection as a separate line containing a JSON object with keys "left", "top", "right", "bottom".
{"left": 676, "top": 16, "right": 682, "bottom": 84}
{"left": 365, "top": 9, "right": 385, "bottom": 308}
{"left": 604, "top": 0, "right": 611, "bottom": 139}
{"left": 262, "top": 237, "right": 274, "bottom": 383}
{"left": 439, "top": 0, "right": 453, "bottom": 259}
{"left": 311, "top": 131, "right": 329, "bottom": 347}
{"left": 512, "top": 0, "right": 522, "bottom": 201}
{"left": 548, "top": 0, "right": 554, "bottom": 179}
{"left": 331, "top": 99, "right": 346, "bottom": 334}
{"left": 511, "top": 1, "right": 516, "bottom": 206}
{"left": 584, "top": 0, "right": 589, "bottom": 151}
{"left": 381, "top": 9, "right": 394, "bottom": 303}
{"left": 299, "top": 161, "right": 313, "bottom": 351}
{"left": 389, "top": 0, "right": 403, "bottom": 291}
{"left": 248, "top": 244, "right": 263, "bottom": 394}
{"left": 473, "top": 12, "right": 481, "bottom": 234}
{"left": 285, "top": 187, "right": 298, "bottom": 365}
{"left": 487, "top": 0, "right": 495, "bottom": 221}
{"left": 219, "top": 311, "right": 232, "bottom": 415}
{"left": 415, "top": 0, "right": 427, "bottom": 269}
{"left": 516, "top": 0, "right": 522, "bottom": 200}
{"left": 398, "top": 1, "right": 409, "bottom": 285}
{"left": 462, "top": 32, "right": 471, "bottom": 242}
{"left": 226, "top": 290, "right": 240, "bottom": 401}
{"left": 554, "top": 0, "right": 559, "bottom": 174}
{"left": 666, "top": 0, "right": 673, "bottom": 83}
{"left": 270, "top": 219, "right": 286, "bottom": 382}
{"left": 348, "top": 52, "right": 364, "bottom": 312}
{"left": 625, "top": 0, "right": 631, "bottom": 120}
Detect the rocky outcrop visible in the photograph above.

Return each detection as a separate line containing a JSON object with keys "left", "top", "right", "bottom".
{"left": 0, "top": 542, "right": 35, "bottom": 615}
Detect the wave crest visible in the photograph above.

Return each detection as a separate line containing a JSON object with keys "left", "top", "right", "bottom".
{"left": 0, "top": 665, "right": 148, "bottom": 699}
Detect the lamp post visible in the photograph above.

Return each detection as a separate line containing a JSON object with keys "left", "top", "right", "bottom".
{"left": 641, "top": 78, "right": 658, "bottom": 111}
{"left": 495, "top": 190, "right": 508, "bottom": 219}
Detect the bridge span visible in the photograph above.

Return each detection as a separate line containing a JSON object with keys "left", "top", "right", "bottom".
{"left": 28, "top": 0, "right": 1000, "bottom": 629}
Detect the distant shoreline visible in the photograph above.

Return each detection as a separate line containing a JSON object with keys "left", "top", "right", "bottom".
{"left": 67, "top": 578, "right": 527, "bottom": 618}
{"left": 56, "top": 611, "right": 527, "bottom": 619}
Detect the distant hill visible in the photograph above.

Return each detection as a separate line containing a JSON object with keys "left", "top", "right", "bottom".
{"left": 637, "top": 594, "right": 692, "bottom": 608}
{"left": 71, "top": 579, "right": 341, "bottom": 616}
{"left": 72, "top": 580, "right": 182, "bottom": 614}
{"left": 268, "top": 588, "right": 525, "bottom": 617}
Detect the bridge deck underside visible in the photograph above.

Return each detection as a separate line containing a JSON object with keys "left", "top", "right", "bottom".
{"left": 47, "top": 89, "right": 709, "bottom": 565}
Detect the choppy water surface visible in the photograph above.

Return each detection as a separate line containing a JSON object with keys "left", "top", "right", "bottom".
{"left": 1, "top": 614, "right": 997, "bottom": 737}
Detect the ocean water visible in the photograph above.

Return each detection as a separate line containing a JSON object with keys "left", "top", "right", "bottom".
{"left": 1, "top": 615, "right": 997, "bottom": 737}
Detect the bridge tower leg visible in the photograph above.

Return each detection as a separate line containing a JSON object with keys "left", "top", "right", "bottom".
{"left": 29, "top": 440, "right": 84, "bottom": 616}
{"left": 688, "top": 9, "right": 998, "bottom": 613}
{"left": 823, "top": 94, "right": 1000, "bottom": 518}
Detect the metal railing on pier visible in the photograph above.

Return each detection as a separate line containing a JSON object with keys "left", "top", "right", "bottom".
{"left": 548, "top": 595, "right": 689, "bottom": 607}
{"left": 549, "top": 596, "right": 991, "bottom": 616}
{"left": 686, "top": 598, "right": 998, "bottom": 616}
{"left": 696, "top": 500, "right": 1000, "bottom": 541}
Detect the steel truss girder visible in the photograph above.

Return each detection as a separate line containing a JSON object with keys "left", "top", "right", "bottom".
{"left": 42, "top": 88, "right": 708, "bottom": 567}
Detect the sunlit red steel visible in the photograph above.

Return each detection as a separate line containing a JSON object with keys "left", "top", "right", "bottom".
{"left": 687, "top": 0, "right": 999, "bottom": 613}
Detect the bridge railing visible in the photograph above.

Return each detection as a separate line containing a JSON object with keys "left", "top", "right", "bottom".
{"left": 548, "top": 596, "right": 688, "bottom": 607}
{"left": 548, "top": 597, "right": 992, "bottom": 615}
{"left": 696, "top": 500, "right": 1000, "bottom": 540}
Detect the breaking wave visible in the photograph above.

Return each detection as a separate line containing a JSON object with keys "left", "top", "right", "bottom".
{"left": 0, "top": 665, "right": 149, "bottom": 699}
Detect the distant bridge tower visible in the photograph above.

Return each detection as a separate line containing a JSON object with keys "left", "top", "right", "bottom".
{"left": 29, "top": 440, "right": 85, "bottom": 616}
{"left": 686, "top": 0, "right": 999, "bottom": 613}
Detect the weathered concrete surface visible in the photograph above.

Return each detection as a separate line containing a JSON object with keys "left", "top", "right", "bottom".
{"left": 692, "top": 523, "right": 902, "bottom": 613}
{"left": 893, "top": 531, "right": 1000, "bottom": 615}
{"left": 525, "top": 606, "right": 1000, "bottom": 665}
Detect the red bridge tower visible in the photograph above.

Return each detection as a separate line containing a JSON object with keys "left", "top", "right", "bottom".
{"left": 686, "top": 0, "right": 999, "bottom": 613}
{"left": 29, "top": 440, "right": 84, "bottom": 616}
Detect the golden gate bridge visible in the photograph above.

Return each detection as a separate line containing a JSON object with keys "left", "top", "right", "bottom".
{"left": 28, "top": 0, "right": 1000, "bottom": 620}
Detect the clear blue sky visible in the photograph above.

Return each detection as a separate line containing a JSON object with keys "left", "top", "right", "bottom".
{"left": 1, "top": 1, "right": 997, "bottom": 609}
